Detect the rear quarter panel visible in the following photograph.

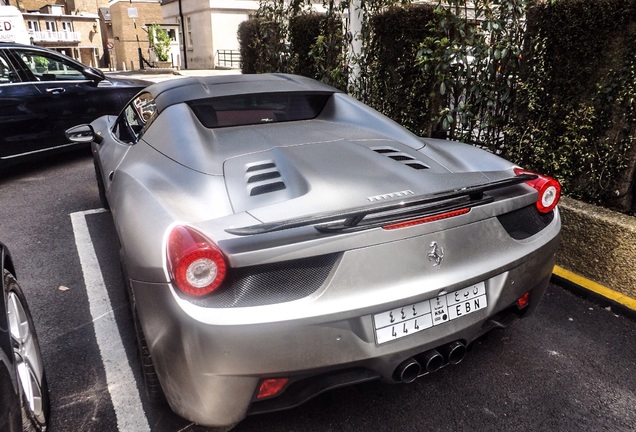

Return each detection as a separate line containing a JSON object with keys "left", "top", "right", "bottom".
{"left": 107, "top": 140, "right": 233, "bottom": 283}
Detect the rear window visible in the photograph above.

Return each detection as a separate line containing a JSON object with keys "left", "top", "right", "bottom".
{"left": 187, "top": 92, "right": 332, "bottom": 128}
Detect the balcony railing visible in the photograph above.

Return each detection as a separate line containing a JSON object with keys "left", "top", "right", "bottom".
{"left": 216, "top": 50, "right": 241, "bottom": 69}
{"left": 29, "top": 31, "right": 82, "bottom": 43}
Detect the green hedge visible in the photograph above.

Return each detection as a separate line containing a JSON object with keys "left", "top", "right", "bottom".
{"left": 288, "top": 14, "right": 323, "bottom": 78}
{"left": 238, "top": 0, "right": 636, "bottom": 213}
{"left": 237, "top": 19, "right": 286, "bottom": 74}
{"left": 506, "top": 0, "right": 636, "bottom": 212}
{"left": 367, "top": 4, "right": 438, "bottom": 137}
{"left": 239, "top": 13, "right": 344, "bottom": 89}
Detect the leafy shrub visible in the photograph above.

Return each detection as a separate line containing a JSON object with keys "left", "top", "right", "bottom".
{"left": 506, "top": 0, "right": 636, "bottom": 212}
{"left": 237, "top": 19, "right": 286, "bottom": 74}
{"left": 288, "top": 14, "right": 323, "bottom": 78}
{"left": 238, "top": 0, "right": 636, "bottom": 213}
{"left": 367, "top": 4, "right": 438, "bottom": 137}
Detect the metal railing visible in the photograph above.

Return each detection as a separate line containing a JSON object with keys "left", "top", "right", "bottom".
{"left": 29, "top": 31, "right": 82, "bottom": 43}
{"left": 216, "top": 49, "right": 241, "bottom": 69}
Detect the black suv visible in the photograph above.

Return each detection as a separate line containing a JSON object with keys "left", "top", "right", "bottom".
{"left": 0, "top": 43, "right": 149, "bottom": 167}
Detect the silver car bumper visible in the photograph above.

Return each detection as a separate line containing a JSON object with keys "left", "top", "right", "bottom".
{"left": 131, "top": 212, "right": 560, "bottom": 427}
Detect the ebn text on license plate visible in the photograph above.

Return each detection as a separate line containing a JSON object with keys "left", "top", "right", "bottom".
{"left": 373, "top": 282, "right": 487, "bottom": 345}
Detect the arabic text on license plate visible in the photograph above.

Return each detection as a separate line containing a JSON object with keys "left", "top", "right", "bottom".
{"left": 373, "top": 282, "right": 487, "bottom": 345}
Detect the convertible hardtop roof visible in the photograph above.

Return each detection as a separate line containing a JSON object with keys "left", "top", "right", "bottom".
{"left": 147, "top": 73, "right": 342, "bottom": 113}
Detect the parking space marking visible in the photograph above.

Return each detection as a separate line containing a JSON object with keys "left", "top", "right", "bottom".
{"left": 71, "top": 209, "right": 150, "bottom": 432}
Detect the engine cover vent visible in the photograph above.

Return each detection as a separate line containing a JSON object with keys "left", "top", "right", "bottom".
{"left": 372, "top": 147, "right": 429, "bottom": 170}
{"left": 245, "top": 160, "right": 287, "bottom": 196}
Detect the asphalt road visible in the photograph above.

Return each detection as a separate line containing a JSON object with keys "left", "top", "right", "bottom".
{"left": 1, "top": 150, "right": 635, "bottom": 432}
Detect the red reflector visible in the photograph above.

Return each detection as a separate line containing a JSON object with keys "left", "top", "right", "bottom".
{"left": 257, "top": 378, "right": 289, "bottom": 400}
{"left": 382, "top": 208, "right": 470, "bottom": 230}
{"left": 517, "top": 292, "right": 530, "bottom": 309}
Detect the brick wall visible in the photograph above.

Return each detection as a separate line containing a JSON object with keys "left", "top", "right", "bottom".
{"left": 110, "top": 0, "right": 163, "bottom": 70}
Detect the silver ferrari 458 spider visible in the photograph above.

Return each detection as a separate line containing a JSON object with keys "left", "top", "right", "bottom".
{"left": 66, "top": 74, "right": 561, "bottom": 429}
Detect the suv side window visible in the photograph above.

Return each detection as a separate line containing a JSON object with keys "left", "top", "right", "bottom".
{"left": 0, "top": 52, "right": 20, "bottom": 83}
{"left": 112, "top": 93, "right": 157, "bottom": 143}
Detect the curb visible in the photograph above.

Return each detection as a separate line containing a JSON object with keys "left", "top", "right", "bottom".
{"left": 551, "top": 265, "right": 636, "bottom": 319}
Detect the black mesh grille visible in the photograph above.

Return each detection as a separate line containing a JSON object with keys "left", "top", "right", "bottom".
{"left": 497, "top": 205, "right": 555, "bottom": 240}
{"left": 182, "top": 253, "right": 342, "bottom": 307}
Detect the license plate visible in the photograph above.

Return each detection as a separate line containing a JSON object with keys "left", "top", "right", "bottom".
{"left": 373, "top": 282, "right": 487, "bottom": 345}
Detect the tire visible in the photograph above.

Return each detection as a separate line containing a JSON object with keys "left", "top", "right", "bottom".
{"left": 133, "top": 307, "right": 166, "bottom": 404}
{"left": 120, "top": 262, "right": 166, "bottom": 404}
{"left": 120, "top": 259, "right": 233, "bottom": 430}
{"left": 4, "top": 270, "right": 50, "bottom": 432}
{"left": 93, "top": 158, "right": 110, "bottom": 211}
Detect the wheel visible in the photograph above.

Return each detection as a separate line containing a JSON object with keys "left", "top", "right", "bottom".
{"left": 93, "top": 158, "right": 110, "bottom": 210}
{"left": 120, "top": 261, "right": 166, "bottom": 404}
{"left": 4, "top": 270, "right": 50, "bottom": 432}
{"left": 133, "top": 306, "right": 166, "bottom": 404}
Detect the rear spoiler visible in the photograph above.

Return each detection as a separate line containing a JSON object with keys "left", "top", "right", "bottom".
{"left": 225, "top": 174, "right": 536, "bottom": 236}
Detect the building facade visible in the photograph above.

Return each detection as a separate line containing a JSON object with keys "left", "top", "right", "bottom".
{"left": 3, "top": 0, "right": 165, "bottom": 70}
{"left": 5, "top": 0, "right": 107, "bottom": 67}
{"left": 161, "top": 0, "right": 259, "bottom": 70}
{"left": 109, "top": 0, "right": 163, "bottom": 71}
{"left": 160, "top": 0, "right": 329, "bottom": 70}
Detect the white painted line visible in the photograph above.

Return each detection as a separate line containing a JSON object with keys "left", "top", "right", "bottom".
{"left": 71, "top": 209, "right": 150, "bottom": 431}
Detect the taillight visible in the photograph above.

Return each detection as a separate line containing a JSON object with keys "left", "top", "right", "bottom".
{"left": 167, "top": 225, "right": 227, "bottom": 297}
{"left": 514, "top": 168, "right": 561, "bottom": 213}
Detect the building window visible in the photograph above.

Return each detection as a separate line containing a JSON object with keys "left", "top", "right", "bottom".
{"left": 61, "top": 21, "right": 73, "bottom": 32}
{"left": 27, "top": 21, "right": 40, "bottom": 32}
{"left": 186, "top": 16, "right": 192, "bottom": 47}
{"left": 45, "top": 21, "right": 57, "bottom": 33}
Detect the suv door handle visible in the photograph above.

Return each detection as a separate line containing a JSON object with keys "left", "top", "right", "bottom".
{"left": 46, "top": 87, "right": 65, "bottom": 95}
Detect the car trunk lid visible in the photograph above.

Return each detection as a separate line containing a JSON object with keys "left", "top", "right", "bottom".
{"left": 224, "top": 137, "right": 499, "bottom": 224}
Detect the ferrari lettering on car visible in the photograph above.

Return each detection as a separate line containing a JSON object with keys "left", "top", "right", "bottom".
{"left": 65, "top": 73, "right": 561, "bottom": 430}
{"left": 367, "top": 189, "right": 415, "bottom": 202}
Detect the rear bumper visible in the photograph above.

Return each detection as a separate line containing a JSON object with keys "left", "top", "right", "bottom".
{"left": 131, "top": 221, "right": 559, "bottom": 427}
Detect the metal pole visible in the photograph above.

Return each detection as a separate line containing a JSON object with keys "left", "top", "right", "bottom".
{"left": 178, "top": 0, "right": 187, "bottom": 69}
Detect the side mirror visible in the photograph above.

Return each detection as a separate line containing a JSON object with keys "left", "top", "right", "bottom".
{"left": 83, "top": 67, "right": 106, "bottom": 83}
{"left": 66, "top": 124, "right": 102, "bottom": 144}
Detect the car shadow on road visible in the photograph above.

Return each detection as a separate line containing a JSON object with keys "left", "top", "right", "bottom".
{"left": 0, "top": 148, "right": 93, "bottom": 182}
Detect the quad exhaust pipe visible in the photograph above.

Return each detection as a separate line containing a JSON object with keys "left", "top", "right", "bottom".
{"left": 394, "top": 341, "right": 467, "bottom": 383}
{"left": 416, "top": 349, "right": 445, "bottom": 373}
{"left": 395, "top": 357, "right": 421, "bottom": 383}
{"left": 437, "top": 340, "right": 467, "bottom": 365}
